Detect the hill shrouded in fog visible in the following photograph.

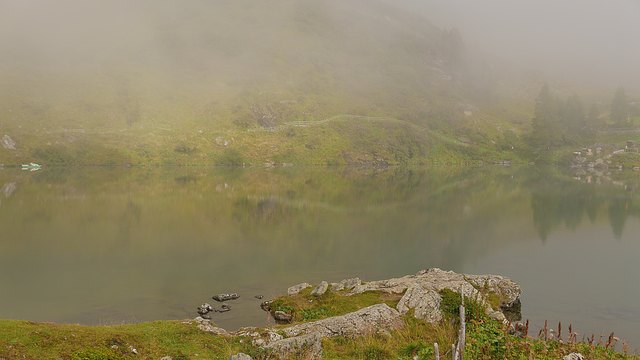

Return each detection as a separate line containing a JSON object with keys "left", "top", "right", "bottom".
{"left": 1, "top": 0, "right": 494, "bottom": 166}
{"left": 0, "top": 0, "right": 468, "bottom": 128}
{"left": 2, "top": 0, "right": 636, "bottom": 166}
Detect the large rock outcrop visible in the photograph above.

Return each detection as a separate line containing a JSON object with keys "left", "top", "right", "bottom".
{"left": 280, "top": 303, "right": 402, "bottom": 338}
{"left": 349, "top": 268, "right": 521, "bottom": 323}
{"left": 196, "top": 268, "right": 522, "bottom": 358}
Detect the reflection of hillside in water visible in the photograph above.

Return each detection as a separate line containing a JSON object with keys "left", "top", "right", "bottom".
{"left": 527, "top": 168, "right": 640, "bottom": 241}
{"left": 0, "top": 166, "right": 638, "bottom": 326}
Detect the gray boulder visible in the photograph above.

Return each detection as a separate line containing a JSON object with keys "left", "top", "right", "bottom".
{"left": 194, "top": 317, "right": 228, "bottom": 335}
{"left": 350, "top": 268, "right": 521, "bottom": 323}
{"left": 265, "top": 333, "right": 322, "bottom": 359}
{"left": 287, "top": 282, "right": 311, "bottom": 295}
{"left": 273, "top": 311, "right": 293, "bottom": 323}
{"left": 310, "top": 281, "right": 329, "bottom": 296}
{"left": 197, "top": 303, "right": 213, "bottom": 316}
{"left": 342, "top": 277, "right": 361, "bottom": 290}
{"left": 331, "top": 277, "right": 362, "bottom": 291}
{"left": 1, "top": 135, "right": 16, "bottom": 150}
{"left": 281, "top": 304, "right": 402, "bottom": 338}
{"left": 212, "top": 293, "right": 239, "bottom": 302}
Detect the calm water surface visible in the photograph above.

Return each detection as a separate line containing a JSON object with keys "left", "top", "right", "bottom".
{"left": 0, "top": 166, "right": 639, "bottom": 348}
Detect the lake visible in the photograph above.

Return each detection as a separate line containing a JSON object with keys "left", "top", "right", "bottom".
{"left": 0, "top": 166, "right": 639, "bottom": 349}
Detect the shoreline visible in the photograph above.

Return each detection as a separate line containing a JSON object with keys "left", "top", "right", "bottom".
{"left": 1, "top": 269, "right": 636, "bottom": 359}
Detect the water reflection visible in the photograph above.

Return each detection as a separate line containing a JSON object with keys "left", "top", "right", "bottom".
{"left": 0, "top": 166, "right": 638, "bottom": 346}
{"left": 527, "top": 168, "right": 639, "bottom": 240}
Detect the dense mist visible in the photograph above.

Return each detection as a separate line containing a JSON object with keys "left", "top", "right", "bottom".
{"left": 401, "top": 0, "right": 640, "bottom": 91}
{"left": 0, "top": 0, "right": 638, "bottom": 165}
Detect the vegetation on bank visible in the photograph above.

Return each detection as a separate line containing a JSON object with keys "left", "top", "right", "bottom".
{"left": 1, "top": 289, "right": 636, "bottom": 359}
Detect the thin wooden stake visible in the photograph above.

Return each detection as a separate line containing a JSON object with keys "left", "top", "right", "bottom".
{"left": 557, "top": 322, "right": 562, "bottom": 341}
{"left": 434, "top": 342, "right": 440, "bottom": 360}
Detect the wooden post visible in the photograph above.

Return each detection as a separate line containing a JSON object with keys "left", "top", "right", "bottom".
{"left": 434, "top": 343, "right": 440, "bottom": 360}
{"left": 459, "top": 287, "right": 466, "bottom": 360}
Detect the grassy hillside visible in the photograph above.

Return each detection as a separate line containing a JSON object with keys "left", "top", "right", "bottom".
{"left": 0, "top": 0, "right": 526, "bottom": 166}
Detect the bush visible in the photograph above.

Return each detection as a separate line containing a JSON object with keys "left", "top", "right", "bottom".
{"left": 216, "top": 149, "right": 245, "bottom": 166}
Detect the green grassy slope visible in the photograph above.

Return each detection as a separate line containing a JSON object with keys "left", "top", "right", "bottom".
{"left": 0, "top": 0, "right": 526, "bottom": 166}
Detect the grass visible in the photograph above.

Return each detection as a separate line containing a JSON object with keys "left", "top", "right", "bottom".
{"left": 268, "top": 288, "right": 403, "bottom": 324}
{"left": 0, "top": 320, "right": 259, "bottom": 360}
{"left": 1, "top": 291, "right": 638, "bottom": 360}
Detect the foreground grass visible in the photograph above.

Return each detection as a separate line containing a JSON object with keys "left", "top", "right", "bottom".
{"left": 2, "top": 289, "right": 637, "bottom": 360}
{"left": 0, "top": 320, "right": 258, "bottom": 360}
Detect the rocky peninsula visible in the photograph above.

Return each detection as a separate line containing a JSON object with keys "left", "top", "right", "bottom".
{"left": 0, "top": 269, "right": 634, "bottom": 359}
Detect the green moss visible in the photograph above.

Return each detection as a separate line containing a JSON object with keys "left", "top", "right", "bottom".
{"left": 439, "top": 288, "right": 488, "bottom": 323}
{"left": 268, "top": 289, "right": 402, "bottom": 324}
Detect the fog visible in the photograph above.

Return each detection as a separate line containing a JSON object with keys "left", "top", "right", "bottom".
{"left": 401, "top": 0, "right": 640, "bottom": 91}
{"left": 0, "top": 0, "right": 637, "bottom": 129}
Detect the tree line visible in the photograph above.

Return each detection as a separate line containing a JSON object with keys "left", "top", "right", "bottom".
{"left": 527, "top": 85, "right": 634, "bottom": 161}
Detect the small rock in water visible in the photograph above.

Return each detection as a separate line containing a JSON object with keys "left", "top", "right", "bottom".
{"left": 213, "top": 293, "right": 240, "bottom": 302}
{"left": 255, "top": 295, "right": 264, "bottom": 299}
{"left": 218, "top": 304, "right": 231, "bottom": 313}
{"left": 197, "top": 303, "right": 214, "bottom": 316}
{"left": 260, "top": 300, "right": 272, "bottom": 312}
{"left": 273, "top": 310, "right": 293, "bottom": 323}
{"left": 310, "top": 281, "right": 329, "bottom": 296}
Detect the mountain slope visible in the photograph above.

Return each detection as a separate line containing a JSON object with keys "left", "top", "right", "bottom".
{"left": 0, "top": 0, "right": 516, "bottom": 165}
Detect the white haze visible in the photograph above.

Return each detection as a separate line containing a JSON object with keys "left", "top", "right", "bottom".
{"left": 398, "top": 0, "right": 640, "bottom": 92}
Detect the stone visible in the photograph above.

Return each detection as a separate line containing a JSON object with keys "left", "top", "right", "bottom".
{"left": 197, "top": 303, "right": 213, "bottom": 316}
{"left": 396, "top": 286, "right": 443, "bottom": 323}
{"left": 509, "top": 322, "right": 528, "bottom": 338}
{"left": 1, "top": 135, "right": 16, "bottom": 150}
{"left": 229, "top": 353, "right": 252, "bottom": 360}
{"left": 341, "top": 278, "right": 361, "bottom": 290}
{"left": 265, "top": 333, "right": 322, "bottom": 360}
{"left": 160, "top": 357, "right": 173, "bottom": 360}
{"left": 310, "top": 281, "right": 329, "bottom": 296}
{"left": 260, "top": 300, "right": 272, "bottom": 311}
{"left": 273, "top": 311, "right": 293, "bottom": 323}
{"left": 350, "top": 268, "right": 521, "bottom": 324}
{"left": 2, "top": 183, "right": 16, "bottom": 198}
{"left": 563, "top": 353, "right": 584, "bottom": 360}
{"left": 194, "top": 317, "right": 229, "bottom": 335}
{"left": 212, "top": 293, "right": 239, "bottom": 302}
{"left": 255, "top": 295, "right": 264, "bottom": 299}
{"left": 281, "top": 304, "right": 402, "bottom": 338}
{"left": 330, "top": 282, "right": 343, "bottom": 291}
{"left": 287, "top": 283, "right": 311, "bottom": 295}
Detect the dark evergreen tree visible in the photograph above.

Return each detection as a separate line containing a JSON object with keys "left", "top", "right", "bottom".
{"left": 586, "top": 103, "right": 601, "bottom": 129}
{"left": 560, "top": 94, "right": 586, "bottom": 144}
{"left": 529, "top": 85, "right": 561, "bottom": 161}
{"left": 611, "top": 87, "right": 629, "bottom": 127}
